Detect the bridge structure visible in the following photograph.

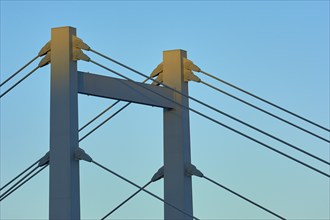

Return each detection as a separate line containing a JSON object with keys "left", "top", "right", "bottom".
{"left": 0, "top": 26, "right": 329, "bottom": 220}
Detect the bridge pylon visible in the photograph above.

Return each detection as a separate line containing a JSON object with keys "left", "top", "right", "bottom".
{"left": 48, "top": 26, "right": 194, "bottom": 220}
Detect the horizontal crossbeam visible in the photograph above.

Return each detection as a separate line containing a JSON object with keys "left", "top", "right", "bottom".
{"left": 78, "top": 71, "right": 175, "bottom": 108}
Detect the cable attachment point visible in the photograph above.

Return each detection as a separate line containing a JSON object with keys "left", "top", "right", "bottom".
{"left": 72, "top": 35, "right": 91, "bottom": 61}
{"left": 74, "top": 147, "right": 93, "bottom": 162}
{"left": 185, "top": 164, "right": 204, "bottom": 178}
{"left": 38, "top": 41, "right": 51, "bottom": 57}
{"left": 183, "top": 58, "right": 201, "bottom": 83}
{"left": 38, "top": 152, "right": 50, "bottom": 167}
{"left": 151, "top": 166, "right": 164, "bottom": 182}
{"left": 37, "top": 41, "right": 52, "bottom": 67}
{"left": 73, "top": 48, "right": 91, "bottom": 62}
{"left": 151, "top": 63, "right": 163, "bottom": 78}
{"left": 150, "top": 63, "right": 163, "bottom": 86}
{"left": 72, "top": 35, "right": 91, "bottom": 51}
{"left": 38, "top": 52, "right": 51, "bottom": 67}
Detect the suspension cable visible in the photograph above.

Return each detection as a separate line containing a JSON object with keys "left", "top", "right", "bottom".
{"left": 0, "top": 159, "right": 39, "bottom": 191}
{"left": 101, "top": 180, "right": 152, "bottom": 220}
{"left": 79, "top": 102, "right": 131, "bottom": 142}
{"left": 201, "top": 81, "right": 329, "bottom": 143}
{"left": 90, "top": 49, "right": 141, "bottom": 75}
{"left": 80, "top": 76, "right": 329, "bottom": 166}
{"left": 0, "top": 55, "right": 39, "bottom": 87}
{"left": 92, "top": 160, "right": 199, "bottom": 220}
{"left": 0, "top": 165, "right": 40, "bottom": 200}
{"left": 88, "top": 51, "right": 329, "bottom": 144}
{"left": 200, "top": 81, "right": 329, "bottom": 165}
{"left": 200, "top": 70, "right": 330, "bottom": 133}
{"left": 89, "top": 59, "right": 329, "bottom": 178}
{"left": 79, "top": 79, "right": 148, "bottom": 133}
{"left": 203, "top": 175, "right": 286, "bottom": 220}
{"left": 0, "top": 165, "right": 48, "bottom": 202}
{"left": 79, "top": 100, "right": 121, "bottom": 132}
{"left": 0, "top": 66, "right": 39, "bottom": 99}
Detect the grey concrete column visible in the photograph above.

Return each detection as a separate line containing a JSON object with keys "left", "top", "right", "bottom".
{"left": 49, "top": 26, "right": 80, "bottom": 220}
{"left": 163, "top": 49, "right": 193, "bottom": 220}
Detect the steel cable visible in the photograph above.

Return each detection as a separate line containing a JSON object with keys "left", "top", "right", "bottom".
{"left": 200, "top": 81, "right": 329, "bottom": 165}
{"left": 200, "top": 70, "right": 330, "bottom": 133}
{"left": 79, "top": 79, "right": 148, "bottom": 133}
{"left": 201, "top": 81, "right": 329, "bottom": 143}
{"left": 203, "top": 175, "right": 286, "bottom": 220}
{"left": 88, "top": 50, "right": 329, "bottom": 145}
{"left": 0, "top": 166, "right": 40, "bottom": 200}
{"left": 0, "top": 66, "right": 39, "bottom": 99}
{"left": 89, "top": 59, "right": 329, "bottom": 178}
{"left": 79, "top": 100, "right": 121, "bottom": 132}
{"left": 0, "top": 55, "right": 39, "bottom": 87}
{"left": 92, "top": 160, "right": 199, "bottom": 220}
{"left": 0, "top": 165, "right": 48, "bottom": 202}
{"left": 0, "top": 160, "right": 39, "bottom": 191}
{"left": 101, "top": 181, "right": 152, "bottom": 219}
{"left": 79, "top": 102, "right": 131, "bottom": 142}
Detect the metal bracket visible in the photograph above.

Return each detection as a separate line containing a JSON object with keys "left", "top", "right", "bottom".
{"left": 184, "top": 69, "right": 201, "bottom": 83}
{"left": 151, "top": 166, "right": 164, "bottom": 182}
{"left": 151, "top": 58, "right": 201, "bottom": 84}
{"left": 152, "top": 74, "right": 163, "bottom": 86}
{"left": 72, "top": 48, "right": 90, "bottom": 62}
{"left": 184, "top": 58, "right": 201, "bottom": 72}
{"left": 38, "top": 41, "right": 51, "bottom": 57}
{"left": 36, "top": 35, "right": 91, "bottom": 65}
{"left": 38, "top": 152, "right": 50, "bottom": 167}
{"left": 72, "top": 36, "right": 91, "bottom": 61}
{"left": 38, "top": 52, "right": 51, "bottom": 67}
{"left": 151, "top": 63, "right": 163, "bottom": 78}
{"left": 37, "top": 41, "right": 52, "bottom": 67}
{"left": 72, "top": 35, "right": 90, "bottom": 51}
{"left": 185, "top": 164, "right": 204, "bottom": 178}
{"left": 183, "top": 58, "right": 201, "bottom": 83}
{"left": 150, "top": 62, "right": 164, "bottom": 86}
{"left": 74, "top": 147, "right": 93, "bottom": 162}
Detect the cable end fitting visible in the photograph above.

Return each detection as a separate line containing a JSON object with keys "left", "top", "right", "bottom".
{"left": 152, "top": 74, "right": 163, "bottom": 86}
{"left": 185, "top": 164, "right": 204, "bottom": 178}
{"left": 183, "top": 58, "right": 201, "bottom": 83}
{"left": 151, "top": 166, "right": 164, "bottom": 182}
{"left": 75, "top": 147, "right": 93, "bottom": 162}
{"left": 38, "top": 152, "right": 50, "bottom": 167}
{"left": 184, "top": 58, "right": 201, "bottom": 72}
{"left": 38, "top": 52, "right": 51, "bottom": 67}
{"left": 150, "top": 63, "right": 163, "bottom": 78}
{"left": 184, "top": 70, "right": 201, "bottom": 83}
{"left": 150, "top": 62, "right": 164, "bottom": 86}
{"left": 151, "top": 58, "right": 201, "bottom": 84}
{"left": 73, "top": 48, "right": 91, "bottom": 62}
{"left": 38, "top": 41, "right": 51, "bottom": 57}
{"left": 72, "top": 35, "right": 91, "bottom": 51}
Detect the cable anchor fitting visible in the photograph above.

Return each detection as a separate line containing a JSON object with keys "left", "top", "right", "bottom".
{"left": 185, "top": 164, "right": 204, "bottom": 178}
{"left": 74, "top": 147, "right": 93, "bottom": 162}
{"left": 151, "top": 58, "right": 201, "bottom": 84}
{"left": 150, "top": 62, "right": 163, "bottom": 86}
{"left": 183, "top": 58, "right": 201, "bottom": 83}
{"left": 72, "top": 36, "right": 91, "bottom": 62}
{"left": 38, "top": 51, "right": 51, "bottom": 67}
{"left": 38, "top": 152, "right": 50, "bottom": 167}
{"left": 72, "top": 35, "right": 91, "bottom": 51}
{"left": 37, "top": 41, "right": 52, "bottom": 67}
{"left": 38, "top": 41, "right": 51, "bottom": 57}
{"left": 73, "top": 48, "right": 90, "bottom": 62}
{"left": 151, "top": 166, "right": 164, "bottom": 182}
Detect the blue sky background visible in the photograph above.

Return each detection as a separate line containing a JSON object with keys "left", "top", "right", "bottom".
{"left": 0, "top": 1, "right": 329, "bottom": 219}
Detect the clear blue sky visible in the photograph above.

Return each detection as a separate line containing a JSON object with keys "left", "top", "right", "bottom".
{"left": 1, "top": 1, "right": 329, "bottom": 219}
